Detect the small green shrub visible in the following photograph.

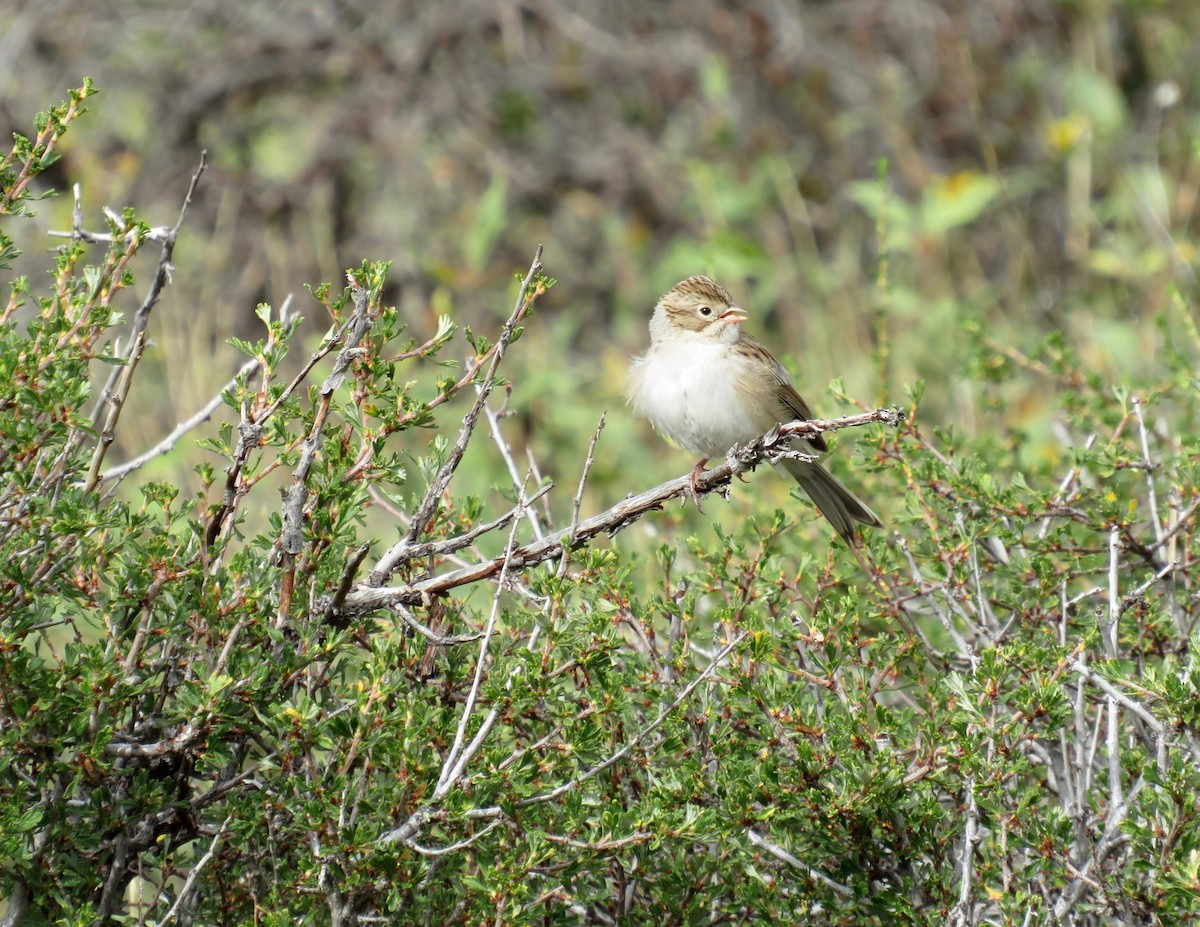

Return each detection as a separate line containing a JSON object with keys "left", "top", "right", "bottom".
{"left": 2, "top": 82, "right": 1199, "bottom": 927}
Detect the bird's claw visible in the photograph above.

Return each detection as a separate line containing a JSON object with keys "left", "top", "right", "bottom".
{"left": 689, "top": 459, "right": 708, "bottom": 512}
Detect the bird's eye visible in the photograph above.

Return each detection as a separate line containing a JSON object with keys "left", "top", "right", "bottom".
{"left": 698, "top": 305, "right": 712, "bottom": 316}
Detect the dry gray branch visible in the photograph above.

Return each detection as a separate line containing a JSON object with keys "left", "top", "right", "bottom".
{"left": 340, "top": 407, "right": 903, "bottom": 615}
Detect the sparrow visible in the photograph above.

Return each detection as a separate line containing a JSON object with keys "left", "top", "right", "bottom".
{"left": 627, "top": 275, "right": 880, "bottom": 545}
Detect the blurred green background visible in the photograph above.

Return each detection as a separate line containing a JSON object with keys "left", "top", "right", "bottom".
{"left": 3, "top": 0, "right": 1198, "bottom": 534}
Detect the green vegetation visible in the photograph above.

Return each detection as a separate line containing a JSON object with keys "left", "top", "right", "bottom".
{"left": 2, "top": 3, "right": 1200, "bottom": 923}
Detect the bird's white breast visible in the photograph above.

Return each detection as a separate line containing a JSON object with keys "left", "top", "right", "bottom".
{"left": 628, "top": 339, "right": 770, "bottom": 459}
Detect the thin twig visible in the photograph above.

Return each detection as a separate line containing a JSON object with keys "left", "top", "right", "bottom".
{"left": 390, "top": 246, "right": 545, "bottom": 558}
{"left": 404, "top": 819, "right": 506, "bottom": 857}
{"left": 1052, "top": 776, "right": 1145, "bottom": 920}
{"left": 149, "top": 815, "right": 232, "bottom": 927}
{"left": 379, "top": 631, "right": 747, "bottom": 847}
{"left": 373, "top": 482, "right": 553, "bottom": 566}
{"left": 1131, "top": 398, "right": 1163, "bottom": 548}
{"left": 434, "top": 479, "right": 531, "bottom": 797}
{"left": 277, "top": 278, "right": 376, "bottom": 622}
{"left": 558, "top": 412, "right": 606, "bottom": 578}
{"left": 542, "top": 830, "right": 654, "bottom": 851}
{"left": 325, "top": 544, "right": 373, "bottom": 622}
{"left": 203, "top": 298, "right": 343, "bottom": 554}
{"left": 100, "top": 355, "right": 261, "bottom": 486}
{"left": 745, "top": 829, "right": 852, "bottom": 896}
{"left": 367, "top": 249, "right": 547, "bottom": 586}
{"left": 519, "top": 631, "right": 748, "bottom": 807}
{"left": 392, "top": 603, "right": 483, "bottom": 645}
{"left": 252, "top": 302, "right": 349, "bottom": 427}
{"left": 1148, "top": 494, "right": 1200, "bottom": 554}
{"left": 365, "top": 483, "right": 549, "bottom": 610}
{"left": 1068, "top": 660, "right": 1164, "bottom": 734}
{"left": 1037, "top": 434, "right": 1096, "bottom": 541}
{"left": 484, "top": 398, "right": 548, "bottom": 542}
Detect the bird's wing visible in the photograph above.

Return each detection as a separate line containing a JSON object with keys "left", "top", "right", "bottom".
{"left": 739, "top": 334, "right": 828, "bottom": 453}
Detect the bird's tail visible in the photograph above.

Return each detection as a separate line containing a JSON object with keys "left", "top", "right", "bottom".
{"left": 778, "top": 459, "right": 881, "bottom": 546}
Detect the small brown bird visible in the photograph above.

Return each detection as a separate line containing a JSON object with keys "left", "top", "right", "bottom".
{"left": 627, "top": 275, "right": 880, "bottom": 545}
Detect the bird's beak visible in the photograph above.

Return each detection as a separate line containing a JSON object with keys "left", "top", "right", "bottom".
{"left": 720, "top": 306, "right": 748, "bottom": 324}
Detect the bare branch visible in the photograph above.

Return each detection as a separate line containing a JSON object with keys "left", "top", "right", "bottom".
{"left": 325, "top": 543, "right": 373, "bottom": 622}
{"left": 1052, "top": 777, "right": 1146, "bottom": 920}
{"left": 0, "top": 881, "right": 28, "bottom": 927}
{"left": 1103, "top": 526, "right": 1121, "bottom": 659}
{"left": 104, "top": 723, "right": 200, "bottom": 758}
{"left": 342, "top": 408, "right": 903, "bottom": 614}
{"left": 435, "top": 481, "right": 531, "bottom": 797}
{"left": 1131, "top": 398, "right": 1163, "bottom": 548}
{"left": 949, "top": 774, "right": 980, "bottom": 926}
{"left": 403, "top": 819, "right": 506, "bottom": 857}
{"left": 373, "top": 482, "right": 553, "bottom": 567}
{"left": 379, "top": 629, "right": 747, "bottom": 848}
{"left": 203, "top": 298, "right": 346, "bottom": 555}
{"left": 542, "top": 830, "right": 654, "bottom": 851}
{"left": 391, "top": 603, "right": 482, "bottom": 645}
{"left": 1069, "top": 660, "right": 1164, "bottom": 735}
{"left": 484, "top": 397, "right": 549, "bottom": 542}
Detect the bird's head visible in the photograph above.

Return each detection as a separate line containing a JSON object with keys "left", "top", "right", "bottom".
{"left": 649, "top": 275, "right": 747, "bottom": 344}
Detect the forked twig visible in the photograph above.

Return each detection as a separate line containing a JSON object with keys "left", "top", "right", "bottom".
{"left": 82, "top": 152, "right": 209, "bottom": 493}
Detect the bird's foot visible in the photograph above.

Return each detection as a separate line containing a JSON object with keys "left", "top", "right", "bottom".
{"left": 689, "top": 459, "right": 708, "bottom": 511}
